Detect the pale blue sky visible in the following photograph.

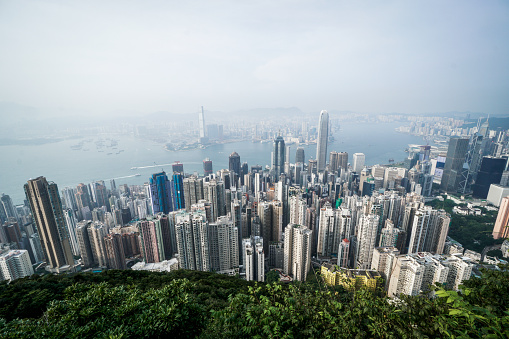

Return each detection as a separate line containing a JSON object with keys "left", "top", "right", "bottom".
{"left": 0, "top": 0, "right": 508, "bottom": 116}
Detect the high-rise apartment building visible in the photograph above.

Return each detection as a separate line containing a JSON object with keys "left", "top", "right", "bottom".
{"left": 104, "top": 233, "right": 127, "bottom": 269}
{"left": 87, "top": 222, "right": 108, "bottom": 267}
{"left": 208, "top": 216, "right": 239, "bottom": 273}
{"left": 289, "top": 196, "right": 307, "bottom": 226}
{"left": 352, "top": 153, "right": 365, "bottom": 173}
{"left": 25, "top": 177, "right": 75, "bottom": 273}
{"left": 76, "top": 221, "right": 94, "bottom": 267}
{"left": 174, "top": 210, "right": 210, "bottom": 271}
{"left": 283, "top": 224, "right": 312, "bottom": 281}
{"left": 0, "top": 250, "right": 34, "bottom": 282}
{"left": 356, "top": 214, "right": 379, "bottom": 269}
{"left": 316, "top": 110, "right": 329, "bottom": 172}
{"left": 272, "top": 135, "right": 285, "bottom": 177}
{"left": 244, "top": 236, "right": 264, "bottom": 282}
{"left": 492, "top": 196, "right": 509, "bottom": 239}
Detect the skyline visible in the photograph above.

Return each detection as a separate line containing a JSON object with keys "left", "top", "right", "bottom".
{"left": 1, "top": 1, "right": 509, "bottom": 118}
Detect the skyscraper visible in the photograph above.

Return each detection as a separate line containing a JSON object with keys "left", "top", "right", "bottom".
{"left": 229, "top": 151, "right": 241, "bottom": 176}
{"left": 284, "top": 224, "right": 312, "bottom": 281}
{"left": 440, "top": 137, "right": 469, "bottom": 193}
{"left": 149, "top": 172, "right": 173, "bottom": 214}
{"left": 203, "top": 158, "right": 213, "bottom": 176}
{"left": 25, "top": 177, "right": 75, "bottom": 273}
{"left": 0, "top": 250, "right": 34, "bottom": 282}
{"left": 172, "top": 161, "right": 184, "bottom": 174}
{"left": 104, "top": 233, "right": 127, "bottom": 269}
{"left": 316, "top": 110, "right": 329, "bottom": 172}
{"left": 295, "top": 147, "right": 305, "bottom": 164}
{"left": 492, "top": 196, "right": 509, "bottom": 239}
{"left": 272, "top": 135, "right": 285, "bottom": 177}
{"left": 243, "top": 236, "right": 264, "bottom": 282}
{"left": 472, "top": 156, "right": 507, "bottom": 199}
{"left": 172, "top": 172, "right": 185, "bottom": 210}
{"left": 199, "top": 106, "right": 206, "bottom": 141}
{"left": 352, "top": 153, "right": 365, "bottom": 173}
{"left": 338, "top": 152, "right": 348, "bottom": 172}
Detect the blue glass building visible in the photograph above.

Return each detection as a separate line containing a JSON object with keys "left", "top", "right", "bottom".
{"left": 149, "top": 172, "right": 173, "bottom": 214}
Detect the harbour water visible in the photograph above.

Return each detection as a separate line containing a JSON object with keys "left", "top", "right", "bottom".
{"left": 0, "top": 121, "right": 425, "bottom": 204}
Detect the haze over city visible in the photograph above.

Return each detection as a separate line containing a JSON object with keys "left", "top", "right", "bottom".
{"left": 1, "top": 0, "right": 509, "bottom": 119}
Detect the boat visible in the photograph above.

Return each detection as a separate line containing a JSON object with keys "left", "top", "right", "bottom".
{"left": 131, "top": 167, "right": 137, "bottom": 170}
{"left": 135, "top": 173, "right": 141, "bottom": 176}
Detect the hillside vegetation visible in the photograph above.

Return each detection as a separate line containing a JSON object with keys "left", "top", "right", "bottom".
{"left": 0, "top": 268, "right": 507, "bottom": 338}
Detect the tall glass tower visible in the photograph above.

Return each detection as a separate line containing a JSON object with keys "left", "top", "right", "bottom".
{"left": 272, "top": 135, "right": 285, "bottom": 177}
{"left": 149, "top": 172, "right": 174, "bottom": 214}
{"left": 316, "top": 110, "right": 329, "bottom": 172}
{"left": 25, "top": 177, "right": 75, "bottom": 273}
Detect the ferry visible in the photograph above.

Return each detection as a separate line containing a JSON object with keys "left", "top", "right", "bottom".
{"left": 131, "top": 167, "right": 138, "bottom": 170}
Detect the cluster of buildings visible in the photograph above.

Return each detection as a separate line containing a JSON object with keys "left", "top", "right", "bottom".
{"left": 0, "top": 110, "right": 506, "bottom": 299}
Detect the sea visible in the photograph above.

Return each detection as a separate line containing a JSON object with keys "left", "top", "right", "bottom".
{"left": 0, "top": 121, "right": 426, "bottom": 204}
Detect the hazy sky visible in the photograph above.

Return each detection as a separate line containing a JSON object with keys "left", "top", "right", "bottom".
{"left": 1, "top": 0, "right": 508, "bottom": 116}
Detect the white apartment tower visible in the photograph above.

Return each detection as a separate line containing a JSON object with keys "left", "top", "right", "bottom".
{"left": 243, "top": 236, "right": 264, "bottom": 282}
{"left": 0, "top": 250, "right": 34, "bottom": 282}
{"left": 284, "top": 224, "right": 312, "bottom": 281}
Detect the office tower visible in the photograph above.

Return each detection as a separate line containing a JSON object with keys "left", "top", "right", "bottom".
{"left": 352, "top": 153, "right": 365, "bottom": 173}
{"left": 371, "top": 246, "right": 400, "bottom": 280}
{"left": 492, "top": 196, "right": 509, "bottom": 239}
{"left": 138, "top": 217, "right": 165, "bottom": 263}
{"left": 88, "top": 222, "right": 107, "bottom": 267}
{"left": 174, "top": 210, "right": 210, "bottom": 271}
{"left": 25, "top": 177, "right": 75, "bottom": 273}
{"left": 104, "top": 233, "right": 127, "bottom": 269}
{"left": 338, "top": 239, "right": 350, "bottom": 268}
{"left": 199, "top": 106, "right": 206, "bottom": 140}
{"left": 208, "top": 216, "right": 238, "bottom": 273}
{"left": 172, "top": 172, "right": 185, "bottom": 210}
{"left": 295, "top": 147, "right": 305, "bottom": 164}
{"left": 289, "top": 196, "right": 307, "bottom": 225}
{"left": 172, "top": 161, "right": 184, "bottom": 174}
{"left": 183, "top": 177, "right": 204, "bottom": 211}
{"left": 316, "top": 110, "right": 329, "bottom": 172}
{"left": 1, "top": 194, "right": 18, "bottom": 222}
{"left": 110, "top": 179, "right": 117, "bottom": 191}
{"left": 329, "top": 151, "right": 340, "bottom": 173}
{"left": 472, "top": 156, "right": 507, "bottom": 199}
{"left": 244, "top": 236, "right": 264, "bottom": 282}
{"left": 203, "top": 158, "right": 213, "bottom": 176}
{"left": 149, "top": 172, "right": 174, "bottom": 214}
{"left": 229, "top": 151, "right": 241, "bottom": 176}
{"left": 283, "top": 224, "right": 312, "bottom": 281}
{"left": 308, "top": 159, "right": 317, "bottom": 175}
{"left": 338, "top": 152, "right": 348, "bottom": 172}
{"left": 440, "top": 137, "right": 469, "bottom": 193}
{"left": 0, "top": 250, "right": 34, "bottom": 282}
{"left": 258, "top": 202, "right": 272, "bottom": 254}
{"left": 387, "top": 255, "right": 425, "bottom": 297}
{"left": 76, "top": 221, "right": 94, "bottom": 267}
{"left": 272, "top": 135, "right": 285, "bottom": 177}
